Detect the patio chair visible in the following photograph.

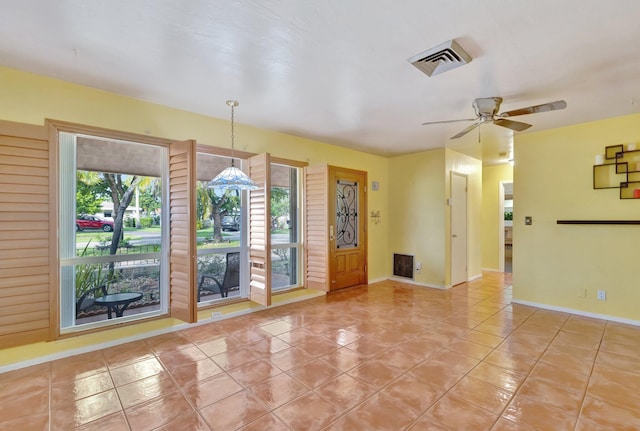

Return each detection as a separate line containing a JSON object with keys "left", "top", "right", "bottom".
{"left": 75, "top": 284, "right": 108, "bottom": 318}
{"left": 198, "top": 252, "right": 240, "bottom": 300}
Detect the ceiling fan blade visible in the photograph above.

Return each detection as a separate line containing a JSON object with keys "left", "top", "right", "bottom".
{"left": 494, "top": 118, "right": 532, "bottom": 132}
{"left": 422, "top": 118, "right": 476, "bottom": 126}
{"left": 450, "top": 122, "right": 480, "bottom": 139}
{"left": 501, "top": 100, "right": 567, "bottom": 117}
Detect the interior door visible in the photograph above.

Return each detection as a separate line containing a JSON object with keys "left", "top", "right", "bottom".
{"left": 451, "top": 172, "right": 468, "bottom": 286}
{"left": 329, "top": 166, "right": 367, "bottom": 290}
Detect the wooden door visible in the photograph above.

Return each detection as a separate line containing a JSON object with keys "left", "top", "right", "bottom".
{"left": 248, "top": 153, "right": 271, "bottom": 306}
{"left": 329, "top": 166, "right": 367, "bottom": 290}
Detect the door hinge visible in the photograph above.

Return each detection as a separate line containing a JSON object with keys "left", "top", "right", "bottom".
{"left": 364, "top": 185, "right": 367, "bottom": 193}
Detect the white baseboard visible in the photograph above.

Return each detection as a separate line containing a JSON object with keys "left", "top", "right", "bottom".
{"left": 469, "top": 273, "right": 483, "bottom": 281}
{"left": 511, "top": 299, "right": 640, "bottom": 327}
{"left": 367, "top": 277, "right": 388, "bottom": 284}
{"left": 482, "top": 267, "right": 501, "bottom": 273}
{"left": 388, "top": 276, "right": 447, "bottom": 290}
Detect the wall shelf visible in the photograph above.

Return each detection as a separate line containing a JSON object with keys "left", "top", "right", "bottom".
{"left": 557, "top": 220, "right": 640, "bottom": 225}
{"left": 594, "top": 144, "right": 640, "bottom": 198}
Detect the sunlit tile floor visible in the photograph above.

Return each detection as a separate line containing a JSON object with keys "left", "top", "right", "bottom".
{"left": 2, "top": 272, "right": 640, "bottom": 430}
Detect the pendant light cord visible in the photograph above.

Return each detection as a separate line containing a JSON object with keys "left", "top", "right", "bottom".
{"left": 230, "top": 102, "right": 236, "bottom": 167}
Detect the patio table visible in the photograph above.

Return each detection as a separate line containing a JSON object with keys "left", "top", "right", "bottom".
{"left": 94, "top": 292, "right": 143, "bottom": 319}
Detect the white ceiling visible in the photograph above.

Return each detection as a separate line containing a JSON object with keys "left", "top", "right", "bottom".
{"left": 2, "top": 1, "right": 640, "bottom": 164}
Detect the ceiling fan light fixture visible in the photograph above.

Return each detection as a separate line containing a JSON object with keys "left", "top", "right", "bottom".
{"left": 207, "top": 100, "right": 259, "bottom": 191}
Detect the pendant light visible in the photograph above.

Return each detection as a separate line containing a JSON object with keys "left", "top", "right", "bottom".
{"left": 207, "top": 100, "right": 259, "bottom": 191}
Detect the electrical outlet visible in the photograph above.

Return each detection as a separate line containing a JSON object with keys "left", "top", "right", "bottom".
{"left": 211, "top": 311, "right": 223, "bottom": 320}
{"left": 415, "top": 262, "right": 422, "bottom": 273}
{"left": 597, "top": 290, "right": 606, "bottom": 301}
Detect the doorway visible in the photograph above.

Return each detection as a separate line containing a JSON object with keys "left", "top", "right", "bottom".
{"left": 451, "top": 172, "right": 468, "bottom": 286}
{"left": 502, "top": 182, "right": 513, "bottom": 273}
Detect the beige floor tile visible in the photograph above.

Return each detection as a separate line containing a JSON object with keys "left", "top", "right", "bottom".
{"left": 467, "top": 361, "right": 525, "bottom": 393}
{"left": 51, "top": 389, "right": 122, "bottom": 429}
{"left": 157, "top": 345, "right": 208, "bottom": 370}
{"left": 517, "top": 378, "right": 584, "bottom": 414}
{"left": 528, "top": 361, "right": 589, "bottom": 395}
{"left": 75, "top": 412, "right": 130, "bottom": 431}
{"left": 447, "top": 338, "right": 494, "bottom": 360}
{"left": 319, "top": 346, "right": 366, "bottom": 372}
{"left": 323, "top": 392, "right": 417, "bottom": 431}
{"left": 579, "top": 396, "right": 640, "bottom": 429}
{"left": 502, "top": 395, "right": 577, "bottom": 430}
{"left": 483, "top": 348, "right": 537, "bottom": 374}
{"left": 228, "top": 359, "right": 282, "bottom": 387}
{"left": 168, "top": 357, "right": 225, "bottom": 388}
{"left": 125, "top": 390, "right": 195, "bottom": 430}
{"left": 274, "top": 391, "right": 343, "bottom": 431}
{"left": 109, "top": 357, "right": 165, "bottom": 387}
{"left": 182, "top": 372, "right": 243, "bottom": 409}
{"left": 408, "top": 361, "right": 465, "bottom": 393}
{"left": 8, "top": 273, "right": 640, "bottom": 431}
{"left": 448, "top": 375, "right": 513, "bottom": 414}
{"left": 200, "top": 390, "right": 269, "bottom": 431}
{"left": 51, "top": 371, "right": 114, "bottom": 406}
{"left": 422, "top": 393, "right": 498, "bottom": 430}
{"left": 240, "top": 413, "right": 289, "bottom": 431}
{"left": 347, "top": 357, "right": 405, "bottom": 389}
{"left": 248, "top": 373, "right": 309, "bottom": 410}
{"left": 287, "top": 358, "right": 341, "bottom": 388}
{"left": 116, "top": 371, "right": 178, "bottom": 409}
{"left": 378, "top": 374, "right": 443, "bottom": 415}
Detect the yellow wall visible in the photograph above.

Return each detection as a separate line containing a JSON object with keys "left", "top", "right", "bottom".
{"left": 388, "top": 148, "right": 482, "bottom": 287}
{"left": 513, "top": 113, "right": 640, "bottom": 320}
{"left": 0, "top": 66, "right": 389, "bottom": 283}
{"left": 389, "top": 149, "right": 446, "bottom": 286}
{"left": 482, "top": 164, "right": 513, "bottom": 271}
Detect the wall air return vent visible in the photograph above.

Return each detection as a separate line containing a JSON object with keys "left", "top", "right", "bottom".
{"left": 408, "top": 39, "right": 472, "bottom": 77}
{"left": 393, "top": 253, "right": 414, "bottom": 279}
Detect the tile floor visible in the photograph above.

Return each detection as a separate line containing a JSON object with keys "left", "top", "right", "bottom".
{"left": 2, "top": 272, "right": 640, "bottom": 430}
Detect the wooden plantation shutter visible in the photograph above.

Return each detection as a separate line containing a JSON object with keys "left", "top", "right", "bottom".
{"left": 0, "top": 119, "right": 52, "bottom": 347}
{"left": 304, "top": 164, "right": 330, "bottom": 291}
{"left": 248, "top": 153, "right": 271, "bottom": 306}
{"left": 168, "top": 140, "right": 196, "bottom": 323}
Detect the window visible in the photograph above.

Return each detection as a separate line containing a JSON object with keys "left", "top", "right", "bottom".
{"left": 271, "top": 163, "right": 301, "bottom": 290}
{"left": 195, "top": 152, "right": 248, "bottom": 304}
{"left": 59, "top": 132, "right": 168, "bottom": 331}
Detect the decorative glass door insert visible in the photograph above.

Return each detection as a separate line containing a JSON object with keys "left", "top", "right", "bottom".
{"left": 336, "top": 180, "right": 358, "bottom": 249}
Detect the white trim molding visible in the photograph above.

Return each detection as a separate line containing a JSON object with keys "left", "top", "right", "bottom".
{"left": 512, "top": 299, "right": 640, "bottom": 327}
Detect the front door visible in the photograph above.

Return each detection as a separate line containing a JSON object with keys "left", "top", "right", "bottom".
{"left": 329, "top": 167, "right": 367, "bottom": 289}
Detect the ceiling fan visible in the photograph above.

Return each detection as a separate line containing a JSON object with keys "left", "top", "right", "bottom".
{"left": 422, "top": 97, "right": 567, "bottom": 139}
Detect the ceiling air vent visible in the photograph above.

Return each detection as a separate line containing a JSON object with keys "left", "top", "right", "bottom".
{"left": 408, "top": 39, "right": 472, "bottom": 77}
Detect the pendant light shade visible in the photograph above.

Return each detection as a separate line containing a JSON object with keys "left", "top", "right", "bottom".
{"left": 207, "top": 100, "right": 259, "bottom": 191}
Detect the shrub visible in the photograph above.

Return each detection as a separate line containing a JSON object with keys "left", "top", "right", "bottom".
{"left": 139, "top": 217, "right": 153, "bottom": 228}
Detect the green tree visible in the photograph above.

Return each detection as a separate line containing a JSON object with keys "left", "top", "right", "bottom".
{"left": 103, "top": 173, "right": 141, "bottom": 255}
{"left": 139, "top": 180, "right": 161, "bottom": 215}
{"left": 271, "top": 187, "right": 289, "bottom": 231}
{"left": 207, "top": 187, "right": 240, "bottom": 242}
{"left": 76, "top": 172, "right": 105, "bottom": 215}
